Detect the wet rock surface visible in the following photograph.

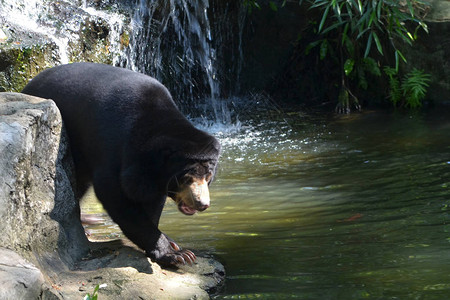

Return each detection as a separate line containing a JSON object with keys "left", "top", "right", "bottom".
{"left": 0, "top": 92, "right": 225, "bottom": 299}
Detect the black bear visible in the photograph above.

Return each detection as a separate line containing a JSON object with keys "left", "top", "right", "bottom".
{"left": 22, "top": 62, "right": 221, "bottom": 267}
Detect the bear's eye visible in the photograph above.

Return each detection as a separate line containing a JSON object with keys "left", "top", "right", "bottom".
{"left": 189, "top": 165, "right": 204, "bottom": 176}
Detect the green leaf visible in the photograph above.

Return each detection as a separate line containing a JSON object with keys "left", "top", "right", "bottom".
{"left": 356, "top": 27, "right": 371, "bottom": 40}
{"left": 401, "top": 68, "right": 431, "bottom": 108}
{"left": 383, "top": 66, "right": 397, "bottom": 78}
{"left": 368, "top": 9, "right": 376, "bottom": 27}
{"left": 322, "top": 21, "right": 344, "bottom": 34}
{"left": 363, "top": 57, "right": 381, "bottom": 76}
{"left": 358, "top": 68, "right": 368, "bottom": 90}
{"left": 319, "top": 5, "right": 330, "bottom": 33}
{"left": 344, "top": 58, "right": 355, "bottom": 76}
{"left": 305, "top": 39, "right": 322, "bottom": 55}
{"left": 396, "top": 49, "right": 407, "bottom": 63}
{"left": 406, "top": 0, "right": 414, "bottom": 17}
{"left": 334, "top": 0, "right": 341, "bottom": 17}
{"left": 341, "top": 23, "right": 349, "bottom": 45}
{"left": 269, "top": 1, "right": 278, "bottom": 11}
{"left": 354, "top": 0, "right": 363, "bottom": 14}
{"left": 406, "top": 31, "right": 414, "bottom": 41}
{"left": 395, "top": 28, "right": 413, "bottom": 45}
{"left": 420, "top": 21, "right": 429, "bottom": 34}
{"left": 344, "top": 37, "right": 355, "bottom": 57}
{"left": 364, "top": 32, "right": 373, "bottom": 57}
{"left": 376, "top": 0, "right": 382, "bottom": 19}
{"left": 372, "top": 31, "right": 383, "bottom": 55}
{"left": 394, "top": 51, "right": 400, "bottom": 71}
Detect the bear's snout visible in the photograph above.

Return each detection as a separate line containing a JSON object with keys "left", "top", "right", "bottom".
{"left": 174, "top": 177, "right": 211, "bottom": 215}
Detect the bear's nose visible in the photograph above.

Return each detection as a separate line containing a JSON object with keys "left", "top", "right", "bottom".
{"left": 198, "top": 204, "right": 210, "bottom": 211}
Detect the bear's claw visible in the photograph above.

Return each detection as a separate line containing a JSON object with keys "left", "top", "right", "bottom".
{"left": 166, "top": 241, "right": 197, "bottom": 266}
{"left": 174, "top": 249, "right": 196, "bottom": 265}
{"left": 169, "top": 241, "right": 181, "bottom": 251}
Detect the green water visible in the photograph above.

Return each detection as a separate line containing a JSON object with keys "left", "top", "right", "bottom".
{"left": 82, "top": 108, "right": 450, "bottom": 299}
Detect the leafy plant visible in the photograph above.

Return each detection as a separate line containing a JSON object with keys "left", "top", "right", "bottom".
{"left": 310, "top": 0, "right": 428, "bottom": 65}
{"left": 401, "top": 68, "right": 431, "bottom": 108}
{"left": 303, "top": 0, "right": 429, "bottom": 112}
{"left": 84, "top": 285, "right": 100, "bottom": 300}
{"left": 243, "top": 0, "right": 261, "bottom": 12}
{"left": 244, "top": 0, "right": 430, "bottom": 111}
{"left": 384, "top": 66, "right": 402, "bottom": 106}
{"left": 384, "top": 66, "right": 431, "bottom": 108}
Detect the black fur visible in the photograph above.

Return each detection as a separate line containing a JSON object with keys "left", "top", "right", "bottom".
{"left": 22, "top": 62, "right": 220, "bottom": 266}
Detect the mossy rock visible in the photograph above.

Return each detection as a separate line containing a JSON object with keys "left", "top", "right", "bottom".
{"left": 0, "top": 41, "right": 58, "bottom": 92}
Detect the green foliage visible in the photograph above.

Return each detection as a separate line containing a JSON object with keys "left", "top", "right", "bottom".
{"left": 243, "top": 0, "right": 261, "bottom": 11}
{"left": 84, "top": 285, "right": 100, "bottom": 300}
{"left": 245, "top": 0, "right": 430, "bottom": 111}
{"left": 343, "top": 58, "right": 354, "bottom": 76}
{"left": 302, "top": 0, "right": 429, "bottom": 111}
{"left": 384, "top": 67, "right": 431, "bottom": 108}
{"left": 347, "top": 57, "right": 381, "bottom": 90}
{"left": 308, "top": 0, "right": 428, "bottom": 66}
{"left": 269, "top": 1, "right": 278, "bottom": 11}
{"left": 401, "top": 68, "right": 431, "bottom": 108}
{"left": 384, "top": 66, "right": 402, "bottom": 106}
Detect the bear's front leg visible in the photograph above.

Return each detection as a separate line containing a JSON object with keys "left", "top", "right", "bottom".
{"left": 93, "top": 178, "right": 196, "bottom": 268}
{"left": 141, "top": 199, "right": 198, "bottom": 267}
{"left": 110, "top": 203, "right": 197, "bottom": 267}
{"left": 103, "top": 200, "right": 197, "bottom": 267}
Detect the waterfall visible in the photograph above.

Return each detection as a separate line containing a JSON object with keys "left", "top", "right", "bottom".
{"left": 118, "top": 0, "right": 220, "bottom": 105}
{"left": 0, "top": 0, "right": 246, "bottom": 130}
{"left": 116, "top": 0, "right": 246, "bottom": 131}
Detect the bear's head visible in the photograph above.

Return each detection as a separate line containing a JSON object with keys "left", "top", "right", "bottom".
{"left": 120, "top": 128, "right": 220, "bottom": 215}
{"left": 167, "top": 160, "right": 216, "bottom": 215}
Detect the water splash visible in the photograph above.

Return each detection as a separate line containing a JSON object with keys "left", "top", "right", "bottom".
{"left": 192, "top": 97, "right": 243, "bottom": 135}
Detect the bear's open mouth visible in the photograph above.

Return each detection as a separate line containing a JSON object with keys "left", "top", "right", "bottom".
{"left": 178, "top": 202, "right": 198, "bottom": 215}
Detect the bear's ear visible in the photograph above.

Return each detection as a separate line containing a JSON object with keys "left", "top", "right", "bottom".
{"left": 182, "top": 135, "right": 221, "bottom": 161}
{"left": 149, "top": 132, "right": 220, "bottom": 161}
{"left": 148, "top": 134, "right": 220, "bottom": 183}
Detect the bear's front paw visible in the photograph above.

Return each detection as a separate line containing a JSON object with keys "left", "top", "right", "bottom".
{"left": 167, "top": 241, "right": 197, "bottom": 265}
{"left": 147, "top": 238, "right": 197, "bottom": 267}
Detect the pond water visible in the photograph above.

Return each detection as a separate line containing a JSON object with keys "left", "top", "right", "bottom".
{"left": 82, "top": 105, "right": 450, "bottom": 299}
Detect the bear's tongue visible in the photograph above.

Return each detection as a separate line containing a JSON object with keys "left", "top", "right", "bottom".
{"left": 179, "top": 202, "right": 197, "bottom": 215}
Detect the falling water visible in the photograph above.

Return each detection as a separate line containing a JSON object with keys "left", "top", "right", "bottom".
{"left": 118, "top": 0, "right": 220, "bottom": 105}
{"left": 0, "top": 0, "right": 247, "bottom": 128}
{"left": 115, "top": 0, "right": 250, "bottom": 131}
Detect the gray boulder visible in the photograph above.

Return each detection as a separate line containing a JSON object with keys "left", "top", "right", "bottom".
{"left": 0, "top": 248, "right": 58, "bottom": 300}
{"left": 0, "top": 92, "right": 89, "bottom": 266}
